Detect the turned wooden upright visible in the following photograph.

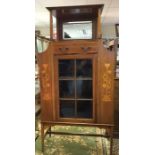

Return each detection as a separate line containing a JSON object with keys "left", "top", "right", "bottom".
{"left": 36, "top": 4, "right": 115, "bottom": 154}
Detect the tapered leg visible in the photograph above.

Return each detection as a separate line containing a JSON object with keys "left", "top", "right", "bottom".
{"left": 41, "top": 123, "right": 44, "bottom": 152}
{"left": 49, "top": 125, "right": 52, "bottom": 137}
{"left": 110, "top": 127, "right": 113, "bottom": 155}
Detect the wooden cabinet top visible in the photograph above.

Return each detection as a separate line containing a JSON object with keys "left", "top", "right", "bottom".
{"left": 46, "top": 4, "right": 104, "bottom": 40}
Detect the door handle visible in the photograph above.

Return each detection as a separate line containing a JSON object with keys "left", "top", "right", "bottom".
{"left": 59, "top": 47, "right": 69, "bottom": 52}
{"left": 81, "top": 47, "right": 91, "bottom": 52}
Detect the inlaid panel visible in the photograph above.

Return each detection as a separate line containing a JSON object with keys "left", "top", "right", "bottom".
{"left": 40, "top": 64, "right": 51, "bottom": 101}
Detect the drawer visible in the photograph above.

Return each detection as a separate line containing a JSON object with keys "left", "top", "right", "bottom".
{"left": 78, "top": 46, "right": 98, "bottom": 53}
{"left": 53, "top": 45, "right": 79, "bottom": 54}
{"left": 53, "top": 45, "right": 98, "bottom": 55}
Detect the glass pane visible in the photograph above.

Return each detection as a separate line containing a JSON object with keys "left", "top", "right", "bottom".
{"left": 77, "top": 100, "right": 92, "bottom": 118}
{"left": 76, "top": 80, "right": 92, "bottom": 99}
{"left": 59, "top": 60, "right": 74, "bottom": 77}
{"left": 36, "top": 39, "right": 43, "bottom": 53}
{"left": 60, "top": 100, "right": 75, "bottom": 118}
{"left": 76, "top": 59, "right": 92, "bottom": 78}
{"left": 59, "top": 80, "right": 75, "bottom": 98}
{"left": 42, "top": 41, "right": 49, "bottom": 51}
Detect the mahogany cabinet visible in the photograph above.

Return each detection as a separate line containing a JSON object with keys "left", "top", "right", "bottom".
{"left": 36, "top": 5, "right": 116, "bottom": 153}
{"left": 36, "top": 5, "right": 116, "bottom": 154}
{"left": 37, "top": 39, "right": 115, "bottom": 125}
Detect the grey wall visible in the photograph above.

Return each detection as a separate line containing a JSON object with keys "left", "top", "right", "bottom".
{"left": 102, "top": 25, "right": 117, "bottom": 39}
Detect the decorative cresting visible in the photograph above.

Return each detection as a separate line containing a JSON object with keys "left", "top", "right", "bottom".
{"left": 40, "top": 64, "right": 51, "bottom": 101}
{"left": 102, "top": 63, "right": 113, "bottom": 101}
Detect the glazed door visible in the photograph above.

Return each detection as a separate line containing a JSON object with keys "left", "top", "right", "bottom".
{"left": 55, "top": 55, "right": 96, "bottom": 123}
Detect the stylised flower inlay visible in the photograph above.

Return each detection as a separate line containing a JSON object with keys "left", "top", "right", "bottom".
{"left": 41, "top": 64, "right": 51, "bottom": 100}
{"left": 102, "top": 63, "right": 113, "bottom": 101}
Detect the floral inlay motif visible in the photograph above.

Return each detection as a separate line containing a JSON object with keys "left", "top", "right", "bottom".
{"left": 102, "top": 63, "right": 113, "bottom": 101}
{"left": 41, "top": 64, "right": 51, "bottom": 100}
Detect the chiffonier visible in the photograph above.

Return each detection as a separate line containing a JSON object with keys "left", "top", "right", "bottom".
{"left": 36, "top": 4, "right": 116, "bottom": 154}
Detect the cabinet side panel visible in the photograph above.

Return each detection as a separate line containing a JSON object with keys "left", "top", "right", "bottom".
{"left": 114, "top": 79, "right": 119, "bottom": 135}
{"left": 50, "top": 47, "right": 57, "bottom": 121}
{"left": 37, "top": 44, "right": 53, "bottom": 122}
{"left": 97, "top": 41, "right": 115, "bottom": 124}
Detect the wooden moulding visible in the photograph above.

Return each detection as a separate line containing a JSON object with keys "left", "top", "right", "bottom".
{"left": 47, "top": 131, "right": 110, "bottom": 138}
{"left": 47, "top": 5, "right": 104, "bottom": 41}
{"left": 41, "top": 121, "right": 114, "bottom": 127}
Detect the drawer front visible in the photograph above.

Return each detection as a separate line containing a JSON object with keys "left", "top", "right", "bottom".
{"left": 53, "top": 44, "right": 98, "bottom": 55}
{"left": 53, "top": 46, "right": 79, "bottom": 54}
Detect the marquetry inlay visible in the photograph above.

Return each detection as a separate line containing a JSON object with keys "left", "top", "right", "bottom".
{"left": 102, "top": 63, "right": 113, "bottom": 101}
{"left": 41, "top": 64, "right": 51, "bottom": 101}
